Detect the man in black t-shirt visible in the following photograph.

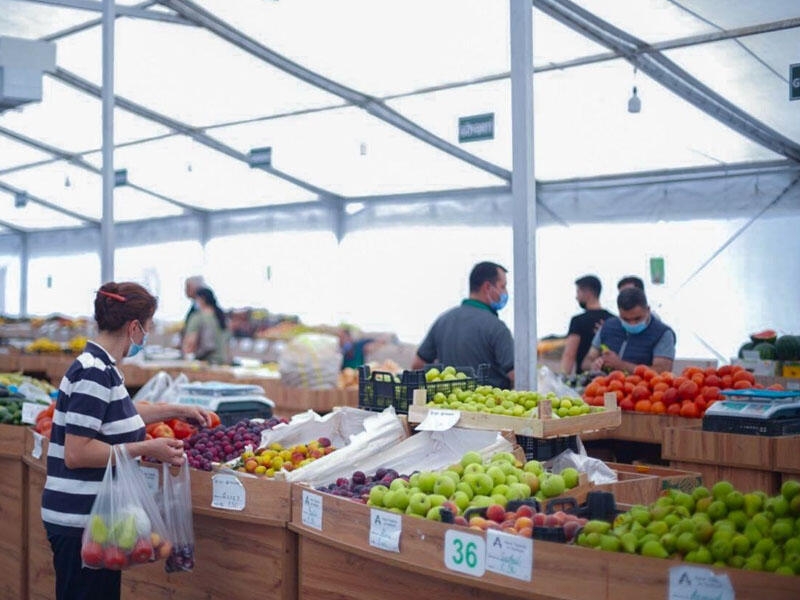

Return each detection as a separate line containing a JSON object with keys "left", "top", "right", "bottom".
{"left": 560, "top": 275, "right": 614, "bottom": 375}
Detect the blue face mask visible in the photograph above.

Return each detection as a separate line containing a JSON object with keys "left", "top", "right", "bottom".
{"left": 621, "top": 318, "right": 649, "bottom": 335}
{"left": 490, "top": 288, "right": 509, "bottom": 311}
{"left": 127, "top": 322, "right": 148, "bottom": 357}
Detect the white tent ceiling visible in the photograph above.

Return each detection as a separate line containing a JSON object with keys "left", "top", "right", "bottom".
{"left": 0, "top": 0, "right": 798, "bottom": 243}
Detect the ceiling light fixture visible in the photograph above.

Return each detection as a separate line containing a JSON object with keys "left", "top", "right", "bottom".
{"left": 14, "top": 191, "right": 27, "bottom": 208}
{"left": 64, "top": 175, "right": 71, "bottom": 188}
{"left": 628, "top": 86, "right": 641, "bottom": 113}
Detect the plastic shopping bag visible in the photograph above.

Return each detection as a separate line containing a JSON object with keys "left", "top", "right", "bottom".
{"left": 162, "top": 460, "right": 195, "bottom": 572}
{"left": 81, "top": 445, "right": 173, "bottom": 570}
{"left": 132, "top": 371, "right": 173, "bottom": 404}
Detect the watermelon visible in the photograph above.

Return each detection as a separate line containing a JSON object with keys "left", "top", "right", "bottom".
{"left": 752, "top": 342, "right": 777, "bottom": 360}
{"left": 750, "top": 329, "right": 777, "bottom": 344}
{"left": 738, "top": 342, "right": 755, "bottom": 358}
{"left": 775, "top": 335, "right": 800, "bottom": 361}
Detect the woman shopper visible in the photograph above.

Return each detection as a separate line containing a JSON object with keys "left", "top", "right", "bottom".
{"left": 42, "top": 281, "right": 210, "bottom": 600}
{"left": 181, "top": 286, "right": 230, "bottom": 365}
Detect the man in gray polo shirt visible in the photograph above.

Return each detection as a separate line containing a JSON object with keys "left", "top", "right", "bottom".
{"left": 411, "top": 262, "right": 515, "bottom": 389}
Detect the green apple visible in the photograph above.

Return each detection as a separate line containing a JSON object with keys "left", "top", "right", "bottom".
{"left": 471, "top": 495, "right": 493, "bottom": 508}
{"left": 417, "top": 471, "right": 436, "bottom": 493}
{"left": 368, "top": 484, "right": 389, "bottom": 506}
{"left": 491, "top": 484, "right": 509, "bottom": 498}
{"left": 456, "top": 482, "right": 474, "bottom": 500}
{"left": 508, "top": 482, "right": 532, "bottom": 501}
{"left": 486, "top": 465, "right": 506, "bottom": 486}
{"left": 491, "top": 452, "right": 516, "bottom": 464}
{"left": 463, "top": 463, "right": 485, "bottom": 475}
{"left": 519, "top": 471, "right": 540, "bottom": 494}
{"left": 433, "top": 476, "right": 456, "bottom": 498}
{"left": 560, "top": 467, "right": 579, "bottom": 489}
{"left": 524, "top": 460, "right": 543, "bottom": 476}
{"left": 426, "top": 506, "right": 445, "bottom": 521}
{"left": 408, "top": 492, "right": 431, "bottom": 516}
{"left": 428, "top": 494, "right": 447, "bottom": 508}
{"left": 453, "top": 490, "right": 470, "bottom": 512}
{"left": 425, "top": 368, "right": 440, "bottom": 382}
{"left": 466, "top": 473, "right": 494, "bottom": 496}
{"left": 541, "top": 474, "right": 566, "bottom": 498}
{"left": 390, "top": 478, "right": 410, "bottom": 492}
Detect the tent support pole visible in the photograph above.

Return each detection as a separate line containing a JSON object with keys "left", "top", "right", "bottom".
{"left": 101, "top": 0, "right": 115, "bottom": 283}
{"left": 20, "top": 233, "right": 28, "bottom": 317}
{"left": 510, "top": 0, "right": 537, "bottom": 390}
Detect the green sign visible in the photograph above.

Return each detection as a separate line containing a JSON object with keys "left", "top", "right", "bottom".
{"left": 791, "top": 63, "right": 800, "bottom": 101}
{"left": 650, "top": 256, "right": 665, "bottom": 285}
{"left": 459, "top": 113, "right": 494, "bottom": 143}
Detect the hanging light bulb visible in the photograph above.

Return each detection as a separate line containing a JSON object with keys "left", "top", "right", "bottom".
{"left": 628, "top": 86, "right": 641, "bottom": 113}
{"left": 64, "top": 175, "right": 71, "bottom": 188}
{"left": 187, "top": 162, "right": 193, "bottom": 172}
{"left": 359, "top": 142, "right": 367, "bottom": 156}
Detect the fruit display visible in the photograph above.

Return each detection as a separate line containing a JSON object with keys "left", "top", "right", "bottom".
{"left": 582, "top": 364, "right": 784, "bottom": 418}
{"left": 427, "top": 385, "right": 602, "bottom": 419}
{"left": 0, "top": 373, "right": 54, "bottom": 425}
{"left": 739, "top": 331, "right": 800, "bottom": 361}
{"left": 576, "top": 479, "right": 800, "bottom": 575}
{"left": 24, "top": 337, "right": 63, "bottom": 353}
{"left": 81, "top": 510, "right": 171, "bottom": 570}
{"left": 424, "top": 365, "right": 471, "bottom": 383}
{"left": 0, "top": 372, "right": 56, "bottom": 396}
{"left": 339, "top": 359, "right": 402, "bottom": 390}
{"left": 229, "top": 437, "right": 336, "bottom": 477}
{"left": 463, "top": 501, "right": 589, "bottom": 541}
{"left": 316, "top": 451, "right": 583, "bottom": 521}
{"left": 182, "top": 417, "right": 286, "bottom": 470}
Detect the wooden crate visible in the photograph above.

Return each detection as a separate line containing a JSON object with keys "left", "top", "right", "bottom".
{"left": 582, "top": 412, "right": 701, "bottom": 443}
{"left": 605, "top": 548, "right": 799, "bottom": 600}
{"left": 0, "top": 345, "right": 21, "bottom": 372}
{"left": 22, "top": 427, "right": 52, "bottom": 600}
{"left": 0, "top": 425, "right": 27, "bottom": 600}
{"left": 279, "top": 387, "right": 358, "bottom": 419}
{"left": 774, "top": 435, "right": 800, "bottom": 474}
{"left": 662, "top": 427, "right": 774, "bottom": 470}
{"left": 18, "top": 354, "right": 52, "bottom": 379}
{"left": 605, "top": 462, "right": 702, "bottom": 495}
{"left": 44, "top": 354, "right": 75, "bottom": 386}
{"left": 668, "top": 461, "right": 781, "bottom": 495}
{"left": 288, "top": 484, "right": 606, "bottom": 600}
{"left": 123, "top": 469, "right": 297, "bottom": 600}
{"left": 408, "top": 393, "right": 621, "bottom": 438}
{"left": 593, "top": 470, "right": 660, "bottom": 506}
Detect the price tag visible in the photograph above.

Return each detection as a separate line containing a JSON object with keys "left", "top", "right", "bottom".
{"left": 301, "top": 490, "right": 323, "bottom": 530}
{"left": 486, "top": 529, "right": 533, "bottom": 581}
{"left": 211, "top": 473, "right": 246, "bottom": 511}
{"left": 415, "top": 409, "right": 461, "bottom": 431}
{"left": 31, "top": 431, "right": 44, "bottom": 459}
{"left": 669, "top": 566, "right": 734, "bottom": 600}
{"left": 444, "top": 529, "right": 485, "bottom": 577}
{"left": 21, "top": 402, "right": 44, "bottom": 425}
{"left": 369, "top": 509, "right": 401, "bottom": 552}
{"left": 139, "top": 465, "right": 159, "bottom": 496}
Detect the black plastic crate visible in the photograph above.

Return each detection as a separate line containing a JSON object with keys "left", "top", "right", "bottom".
{"left": 216, "top": 401, "right": 274, "bottom": 427}
{"left": 515, "top": 434, "right": 579, "bottom": 461}
{"left": 358, "top": 363, "right": 489, "bottom": 414}
{"left": 702, "top": 415, "right": 800, "bottom": 436}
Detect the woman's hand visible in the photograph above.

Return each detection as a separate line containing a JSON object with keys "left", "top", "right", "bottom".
{"left": 142, "top": 437, "right": 186, "bottom": 466}
{"left": 178, "top": 404, "right": 212, "bottom": 428}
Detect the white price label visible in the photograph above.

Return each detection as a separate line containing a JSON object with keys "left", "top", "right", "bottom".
{"left": 139, "top": 465, "right": 159, "bottom": 496}
{"left": 444, "top": 529, "right": 485, "bottom": 577}
{"left": 31, "top": 431, "right": 44, "bottom": 459}
{"left": 669, "top": 566, "right": 734, "bottom": 600}
{"left": 486, "top": 529, "right": 533, "bottom": 581}
{"left": 369, "top": 509, "right": 401, "bottom": 552}
{"left": 301, "top": 490, "right": 323, "bottom": 530}
{"left": 415, "top": 409, "right": 461, "bottom": 431}
{"left": 21, "top": 402, "right": 44, "bottom": 425}
{"left": 211, "top": 473, "right": 246, "bottom": 511}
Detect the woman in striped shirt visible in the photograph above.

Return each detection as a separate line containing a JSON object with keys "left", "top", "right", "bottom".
{"left": 42, "top": 281, "right": 210, "bottom": 600}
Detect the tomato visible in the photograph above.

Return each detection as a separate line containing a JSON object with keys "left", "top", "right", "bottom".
{"left": 666, "top": 402, "right": 681, "bottom": 416}
{"left": 35, "top": 416, "right": 52, "bottom": 435}
{"left": 39, "top": 421, "right": 52, "bottom": 439}
{"left": 81, "top": 541, "right": 104, "bottom": 567}
{"left": 36, "top": 402, "right": 55, "bottom": 424}
{"left": 171, "top": 420, "right": 196, "bottom": 440}
{"left": 150, "top": 424, "right": 175, "bottom": 438}
{"left": 103, "top": 546, "right": 128, "bottom": 570}
{"left": 130, "top": 538, "right": 154, "bottom": 564}
{"left": 208, "top": 411, "right": 221, "bottom": 429}
{"left": 679, "top": 402, "right": 700, "bottom": 419}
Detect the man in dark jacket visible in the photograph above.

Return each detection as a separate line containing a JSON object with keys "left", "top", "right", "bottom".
{"left": 582, "top": 287, "right": 675, "bottom": 373}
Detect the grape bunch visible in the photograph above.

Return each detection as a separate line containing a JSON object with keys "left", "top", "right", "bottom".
{"left": 182, "top": 418, "right": 286, "bottom": 470}
{"left": 316, "top": 468, "right": 407, "bottom": 502}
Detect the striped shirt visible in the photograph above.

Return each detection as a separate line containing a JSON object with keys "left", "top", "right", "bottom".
{"left": 42, "top": 341, "right": 145, "bottom": 537}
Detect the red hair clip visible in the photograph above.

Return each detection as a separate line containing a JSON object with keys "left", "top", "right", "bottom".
{"left": 98, "top": 290, "right": 127, "bottom": 302}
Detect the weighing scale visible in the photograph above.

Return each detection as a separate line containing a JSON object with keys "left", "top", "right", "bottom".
{"left": 176, "top": 381, "right": 275, "bottom": 427}
{"left": 702, "top": 388, "right": 800, "bottom": 436}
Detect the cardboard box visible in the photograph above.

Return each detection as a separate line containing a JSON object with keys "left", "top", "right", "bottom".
{"left": 782, "top": 361, "right": 800, "bottom": 378}
{"left": 731, "top": 357, "right": 781, "bottom": 376}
